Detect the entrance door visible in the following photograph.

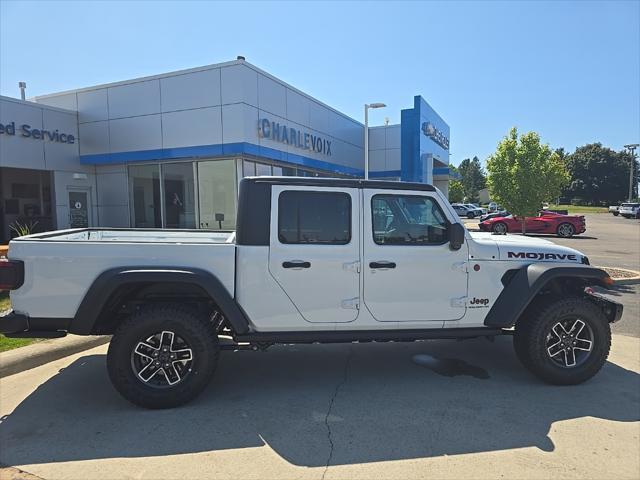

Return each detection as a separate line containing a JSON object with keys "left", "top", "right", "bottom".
{"left": 363, "top": 189, "right": 468, "bottom": 322}
{"left": 268, "top": 186, "right": 360, "bottom": 323}
{"left": 68, "top": 190, "right": 92, "bottom": 228}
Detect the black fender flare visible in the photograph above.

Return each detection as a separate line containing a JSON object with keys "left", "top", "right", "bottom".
{"left": 69, "top": 267, "right": 250, "bottom": 335}
{"left": 484, "top": 264, "right": 612, "bottom": 328}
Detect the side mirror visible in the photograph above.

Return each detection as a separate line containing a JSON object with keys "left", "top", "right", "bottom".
{"left": 449, "top": 223, "right": 465, "bottom": 250}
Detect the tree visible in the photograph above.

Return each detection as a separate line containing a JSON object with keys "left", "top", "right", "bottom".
{"left": 562, "top": 143, "right": 639, "bottom": 205}
{"left": 457, "top": 156, "right": 487, "bottom": 202}
{"left": 448, "top": 180, "right": 464, "bottom": 203}
{"left": 486, "top": 127, "right": 570, "bottom": 234}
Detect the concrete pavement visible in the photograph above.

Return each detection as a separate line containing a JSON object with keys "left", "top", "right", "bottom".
{"left": 1, "top": 333, "right": 638, "bottom": 480}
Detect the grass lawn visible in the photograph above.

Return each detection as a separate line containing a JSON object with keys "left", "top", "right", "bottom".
{"left": 0, "top": 291, "right": 37, "bottom": 352}
{"left": 552, "top": 204, "right": 608, "bottom": 214}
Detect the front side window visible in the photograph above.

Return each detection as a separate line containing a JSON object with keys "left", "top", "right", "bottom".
{"left": 372, "top": 195, "right": 448, "bottom": 245}
{"left": 278, "top": 191, "right": 351, "bottom": 244}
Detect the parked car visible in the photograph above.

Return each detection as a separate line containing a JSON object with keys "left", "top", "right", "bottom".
{"left": 1, "top": 178, "right": 620, "bottom": 408}
{"left": 479, "top": 211, "right": 586, "bottom": 237}
{"left": 452, "top": 203, "right": 478, "bottom": 218}
{"left": 608, "top": 205, "right": 620, "bottom": 216}
{"left": 488, "top": 202, "right": 498, "bottom": 212}
{"left": 464, "top": 203, "right": 486, "bottom": 215}
{"left": 619, "top": 203, "right": 640, "bottom": 219}
{"left": 479, "top": 210, "right": 510, "bottom": 222}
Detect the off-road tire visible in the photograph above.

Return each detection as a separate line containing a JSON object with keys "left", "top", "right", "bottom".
{"left": 514, "top": 296, "right": 610, "bottom": 385}
{"left": 107, "top": 303, "right": 219, "bottom": 409}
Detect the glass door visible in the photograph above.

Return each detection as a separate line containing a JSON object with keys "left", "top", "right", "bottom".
{"left": 162, "top": 162, "right": 196, "bottom": 229}
{"left": 197, "top": 160, "right": 237, "bottom": 230}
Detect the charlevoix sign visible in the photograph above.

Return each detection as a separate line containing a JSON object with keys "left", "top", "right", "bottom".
{"left": 0, "top": 121, "right": 75, "bottom": 144}
{"left": 422, "top": 121, "right": 449, "bottom": 150}
{"left": 258, "top": 118, "right": 331, "bottom": 156}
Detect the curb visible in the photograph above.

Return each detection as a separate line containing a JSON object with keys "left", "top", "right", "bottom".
{"left": 0, "top": 334, "right": 110, "bottom": 378}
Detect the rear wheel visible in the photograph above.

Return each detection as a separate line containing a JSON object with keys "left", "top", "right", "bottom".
{"left": 467, "top": 212, "right": 475, "bottom": 219}
{"left": 612, "top": 211, "right": 619, "bottom": 216}
{"left": 492, "top": 222, "right": 507, "bottom": 234}
{"left": 107, "top": 304, "right": 219, "bottom": 409}
{"left": 514, "top": 297, "right": 610, "bottom": 385}
{"left": 557, "top": 222, "right": 575, "bottom": 237}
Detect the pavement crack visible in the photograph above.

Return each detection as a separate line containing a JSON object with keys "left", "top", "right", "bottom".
{"left": 321, "top": 346, "right": 353, "bottom": 480}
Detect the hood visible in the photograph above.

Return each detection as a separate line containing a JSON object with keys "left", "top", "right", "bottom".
{"left": 469, "top": 231, "right": 586, "bottom": 264}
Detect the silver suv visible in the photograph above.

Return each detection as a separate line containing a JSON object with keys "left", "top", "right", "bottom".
{"left": 619, "top": 203, "right": 640, "bottom": 219}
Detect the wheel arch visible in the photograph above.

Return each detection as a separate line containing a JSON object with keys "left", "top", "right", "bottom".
{"left": 484, "top": 264, "right": 614, "bottom": 328}
{"left": 70, "top": 267, "right": 250, "bottom": 336}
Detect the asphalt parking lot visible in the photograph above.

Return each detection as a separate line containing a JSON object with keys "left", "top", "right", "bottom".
{"left": 0, "top": 213, "right": 638, "bottom": 480}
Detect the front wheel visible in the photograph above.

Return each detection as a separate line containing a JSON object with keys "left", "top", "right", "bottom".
{"left": 467, "top": 212, "right": 475, "bottom": 219}
{"left": 612, "top": 211, "right": 619, "bottom": 216}
{"left": 557, "top": 222, "right": 575, "bottom": 237}
{"left": 514, "top": 297, "right": 610, "bottom": 385}
{"left": 107, "top": 304, "right": 220, "bottom": 409}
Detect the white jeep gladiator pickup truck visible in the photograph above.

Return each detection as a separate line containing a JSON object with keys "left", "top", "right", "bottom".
{"left": 0, "top": 177, "right": 622, "bottom": 408}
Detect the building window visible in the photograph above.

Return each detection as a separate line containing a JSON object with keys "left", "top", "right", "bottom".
{"left": 197, "top": 159, "right": 237, "bottom": 230}
{"left": 243, "top": 160, "right": 256, "bottom": 177}
{"left": 278, "top": 191, "right": 351, "bottom": 245}
{"left": 129, "top": 164, "right": 162, "bottom": 228}
{"left": 162, "top": 162, "right": 196, "bottom": 229}
{"left": 372, "top": 194, "right": 448, "bottom": 245}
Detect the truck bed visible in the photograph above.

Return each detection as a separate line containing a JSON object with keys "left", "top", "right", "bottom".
{"left": 19, "top": 228, "right": 236, "bottom": 244}
{"left": 8, "top": 228, "right": 237, "bottom": 320}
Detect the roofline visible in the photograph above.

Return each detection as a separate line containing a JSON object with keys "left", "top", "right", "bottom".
{"left": 0, "top": 95, "right": 77, "bottom": 114}
{"left": 243, "top": 176, "right": 435, "bottom": 192}
{"left": 31, "top": 59, "right": 366, "bottom": 128}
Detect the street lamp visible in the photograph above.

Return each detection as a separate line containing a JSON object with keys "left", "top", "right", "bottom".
{"left": 364, "top": 103, "right": 386, "bottom": 179}
{"left": 624, "top": 144, "right": 639, "bottom": 202}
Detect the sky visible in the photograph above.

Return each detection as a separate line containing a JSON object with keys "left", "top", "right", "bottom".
{"left": 1, "top": 0, "right": 638, "bottom": 166}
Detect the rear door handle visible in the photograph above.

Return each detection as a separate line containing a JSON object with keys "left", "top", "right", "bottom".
{"left": 283, "top": 260, "right": 311, "bottom": 269}
{"left": 369, "top": 261, "right": 396, "bottom": 269}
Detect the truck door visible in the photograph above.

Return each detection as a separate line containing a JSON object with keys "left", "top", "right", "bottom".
{"left": 363, "top": 189, "right": 468, "bottom": 322}
{"left": 268, "top": 186, "right": 360, "bottom": 323}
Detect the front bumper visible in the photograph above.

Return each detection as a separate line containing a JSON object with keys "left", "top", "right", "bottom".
{"left": 585, "top": 288, "right": 624, "bottom": 323}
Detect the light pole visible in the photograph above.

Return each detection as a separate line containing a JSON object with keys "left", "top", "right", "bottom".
{"left": 624, "top": 144, "right": 639, "bottom": 202}
{"left": 364, "top": 103, "right": 386, "bottom": 179}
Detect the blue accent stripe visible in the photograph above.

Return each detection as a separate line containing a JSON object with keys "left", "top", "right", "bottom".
{"left": 81, "top": 142, "right": 364, "bottom": 177}
{"left": 81, "top": 141, "right": 438, "bottom": 181}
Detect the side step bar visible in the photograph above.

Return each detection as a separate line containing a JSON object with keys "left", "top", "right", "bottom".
{"left": 234, "top": 327, "right": 505, "bottom": 345}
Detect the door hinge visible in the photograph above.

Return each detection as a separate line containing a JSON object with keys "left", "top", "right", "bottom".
{"left": 343, "top": 260, "right": 361, "bottom": 274}
{"left": 452, "top": 261, "right": 468, "bottom": 273}
{"left": 451, "top": 296, "right": 467, "bottom": 308}
{"left": 341, "top": 297, "right": 360, "bottom": 310}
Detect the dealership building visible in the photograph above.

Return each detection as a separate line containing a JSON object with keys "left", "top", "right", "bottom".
{"left": 0, "top": 58, "right": 452, "bottom": 242}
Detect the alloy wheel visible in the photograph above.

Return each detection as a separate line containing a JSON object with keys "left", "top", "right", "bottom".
{"left": 545, "top": 318, "right": 593, "bottom": 368}
{"left": 131, "top": 330, "right": 194, "bottom": 387}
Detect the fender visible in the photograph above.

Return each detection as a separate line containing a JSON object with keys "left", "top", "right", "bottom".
{"left": 484, "top": 264, "right": 612, "bottom": 328}
{"left": 70, "top": 267, "right": 250, "bottom": 335}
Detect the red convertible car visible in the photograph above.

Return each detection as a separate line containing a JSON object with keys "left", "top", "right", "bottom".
{"left": 478, "top": 211, "right": 586, "bottom": 237}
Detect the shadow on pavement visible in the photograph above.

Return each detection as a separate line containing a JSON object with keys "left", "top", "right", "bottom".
{"left": 1, "top": 337, "right": 638, "bottom": 467}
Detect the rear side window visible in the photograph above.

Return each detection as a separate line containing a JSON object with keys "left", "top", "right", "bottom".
{"left": 278, "top": 191, "right": 351, "bottom": 244}
{"left": 372, "top": 194, "right": 448, "bottom": 245}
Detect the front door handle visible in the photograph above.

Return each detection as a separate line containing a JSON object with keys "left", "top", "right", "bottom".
{"left": 369, "top": 261, "right": 396, "bottom": 269}
{"left": 283, "top": 260, "right": 311, "bottom": 269}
